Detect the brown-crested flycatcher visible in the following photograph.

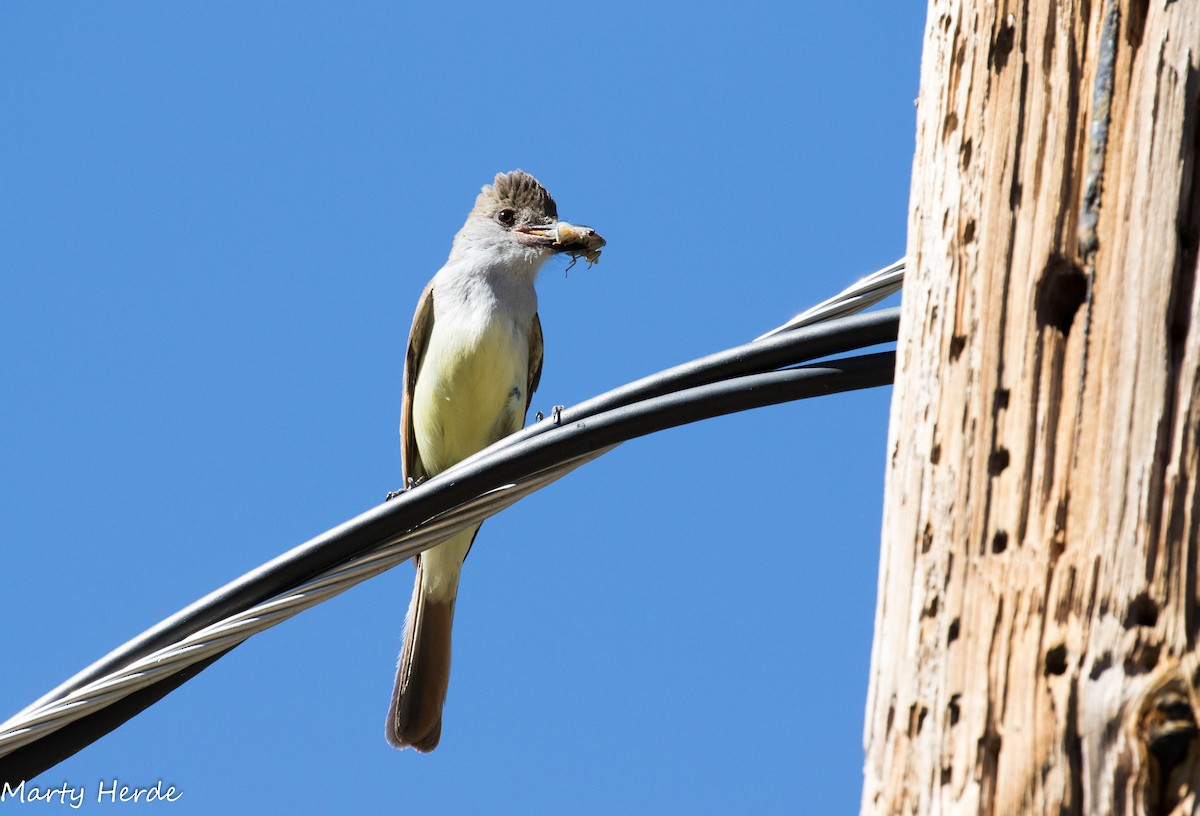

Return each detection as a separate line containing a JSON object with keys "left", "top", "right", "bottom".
{"left": 386, "top": 170, "right": 604, "bottom": 751}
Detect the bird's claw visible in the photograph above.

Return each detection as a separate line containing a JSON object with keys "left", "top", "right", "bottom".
{"left": 384, "top": 476, "right": 426, "bottom": 501}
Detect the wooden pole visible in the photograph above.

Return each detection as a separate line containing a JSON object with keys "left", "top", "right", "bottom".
{"left": 863, "top": 1, "right": 1200, "bottom": 813}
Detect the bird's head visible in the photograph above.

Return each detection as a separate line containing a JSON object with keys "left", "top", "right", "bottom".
{"left": 450, "top": 170, "right": 604, "bottom": 276}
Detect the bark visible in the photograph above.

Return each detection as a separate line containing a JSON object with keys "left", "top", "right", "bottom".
{"left": 862, "top": 1, "right": 1200, "bottom": 814}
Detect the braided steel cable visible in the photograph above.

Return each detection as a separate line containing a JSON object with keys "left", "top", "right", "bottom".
{"left": 0, "top": 259, "right": 904, "bottom": 782}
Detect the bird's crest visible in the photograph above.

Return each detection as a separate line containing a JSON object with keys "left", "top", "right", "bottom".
{"left": 478, "top": 170, "right": 558, "bottom": 218}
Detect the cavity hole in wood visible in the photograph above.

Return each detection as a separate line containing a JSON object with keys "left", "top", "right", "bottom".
{"left": 949, "top": 334, "right": 967, "bottom": 361}
{"left": 994, "top": 387, "right": 1009, "bottom": 410}
{"left": 947, "top": 617, "right": 960, "bottom": 644}
{"left": 1035, "top": 255, "right": 1088, "bottom": 334}
{"left": 992, "top": 530, "right": 1009, "bottom": 554}
{"left": 948, "top": 694, "right": 961, "bottom": 726}
{"left": 1044, "top": 643, "right": 1068, "bottom": 676}
{"left": 921, "top": 523, "right": 934, "bottom": 554}
{"left": 1126, "top": 592, "right": 1159, "bottom": 628}
{"left": 989, "top": 17, "right": 1016, "bottom": 72}
{"left": 1125, "top": 0, "right": 1148, "bottom": 51}
{"left": 988, "top": 447, "right": 1011, "bottom": 475}
{"left": 962, "top": 219, "right": 976, "bottom": 243}
{"left": 930, "top": 442, "right": 941, "bottom": 464}
{"left": 960, "top": 138, "right": 972, "bottom": 169}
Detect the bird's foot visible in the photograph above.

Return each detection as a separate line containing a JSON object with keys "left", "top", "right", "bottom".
{"left": 384, "top": 476, "right": 426, "bottom": 501}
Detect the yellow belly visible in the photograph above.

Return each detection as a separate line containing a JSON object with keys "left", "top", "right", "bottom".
{"left": 412, "top": 317, "right": 529, "bottom": 477}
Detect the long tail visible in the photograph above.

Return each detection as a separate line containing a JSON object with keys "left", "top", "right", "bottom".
{"left": 385, "top": 527, "right": 475, "bottom": 751}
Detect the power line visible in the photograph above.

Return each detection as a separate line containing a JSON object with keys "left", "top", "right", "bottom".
{"left": 0, "top": 261, "right": 903, "bottom": 783}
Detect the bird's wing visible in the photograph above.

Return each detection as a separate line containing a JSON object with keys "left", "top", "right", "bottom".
{"left": 401, "top": 280, "right": 436, "bottom": 484}
{"left": 526, "top": 312, "right": 544, "bottom": 415}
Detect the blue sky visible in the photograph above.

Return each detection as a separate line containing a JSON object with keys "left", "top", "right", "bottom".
{"left": 1, "top": 3, "right": 922, "bottom": 813}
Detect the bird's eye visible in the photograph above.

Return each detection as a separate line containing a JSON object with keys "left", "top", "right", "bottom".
{"left": 495, "top": 209, "right": 517, "bottom": 226}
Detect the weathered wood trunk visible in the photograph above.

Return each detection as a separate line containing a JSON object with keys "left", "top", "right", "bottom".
{"left": 862, "top": 1, "right": 1200, "bottom": 813}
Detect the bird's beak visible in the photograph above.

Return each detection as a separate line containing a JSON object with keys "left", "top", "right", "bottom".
{"left": 515, "top": 221, "right": 606, "bottom": 263}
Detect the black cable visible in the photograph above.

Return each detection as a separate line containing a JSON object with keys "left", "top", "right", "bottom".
{"left": 21, "top": 309, "right": 900, "bottom": 712}
{"left": 514, "top": 306, "right": 899, "bottom": 444}
{"left": 1, "top": 312, "right": 897, "bottom": 782}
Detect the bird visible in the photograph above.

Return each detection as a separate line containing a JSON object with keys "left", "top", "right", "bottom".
{"left": 386, "top": 170, "right": 604, "bottom": 751}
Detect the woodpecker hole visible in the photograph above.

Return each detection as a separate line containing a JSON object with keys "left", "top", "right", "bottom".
{"left": 1035, "top": 255, "right": 1088, "bottom": 334}
{"left": 1044, "top": 643, "right": 1068, "bottom": 676}
{"left": 988, "top": 447, "right": 1011, "bottom": 475}
{"left": 992, "top": 530, "right": 1009, "bottom": 554}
